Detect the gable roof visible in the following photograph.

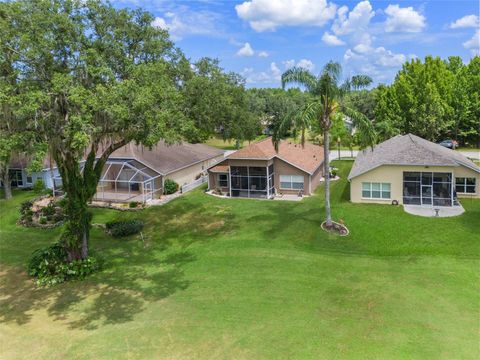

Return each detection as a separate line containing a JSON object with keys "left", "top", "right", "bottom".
{"left": 224, "top": 137, "right": 324, "bottom": 174}
{"left": 10, "top": 141, "right": 224, "bottom": 175}
{"left": 348, "top": 134, "right": 480, "bottom": 180}
{"left": 106, "top": 141, "right": 224, "bottom": 175}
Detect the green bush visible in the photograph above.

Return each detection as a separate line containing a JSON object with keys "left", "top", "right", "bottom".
{"left": 33, "top": 179, "right": 46, "bottom": 193}
{"left": 20, "top": 200, "right": 33, "bottom": 215}
{"left": 53, "top": 213, "right": 64, "bottom": 223}
{"left": 39, "top": 216, "right": 47, "bottom": 225}
{"left": 129, "top": 201, "right": 140, "bottom": 208}
{"left": 42, "top": 203, "right": 56, "bottom": 216}
{"left": 164, "top": 179, "right": 179, "bottom": 195}
{"left": 106, "top": 219, "right": 144, "bottom": 237}
{"left": 56, "top": 197, "right": 68, "bottom": 208}
{"left": 28, "top": 244, "right": 100, "bottom": 286}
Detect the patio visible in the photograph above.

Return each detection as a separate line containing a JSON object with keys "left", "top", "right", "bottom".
{"left": 403, "top": 204, "right": 465, "bottom": 217}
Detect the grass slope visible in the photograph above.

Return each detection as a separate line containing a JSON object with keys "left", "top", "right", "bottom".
{"left": 1, "top": 161, "right": 479, "bottom": 359}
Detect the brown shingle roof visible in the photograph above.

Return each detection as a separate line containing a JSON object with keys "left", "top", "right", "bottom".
{"left": 10, "top": 141, "right": 225, "bottom": 175}
{"left": 209, "top": 164, "right": 229, "bottom": 173}
{"left": 107, "top": 141, "right": 224, "bottom": 174}
{"left": 227, "top": 137, "right": 324, "bottom": 174}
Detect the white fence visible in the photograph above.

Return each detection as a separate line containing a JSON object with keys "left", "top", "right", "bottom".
{"left": 181, "top": 175, "right": 208, "bottom": 193}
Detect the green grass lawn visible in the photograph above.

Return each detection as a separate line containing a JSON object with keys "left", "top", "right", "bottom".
{"left": 1, "top": 161, "right": 479, "bottom": 359}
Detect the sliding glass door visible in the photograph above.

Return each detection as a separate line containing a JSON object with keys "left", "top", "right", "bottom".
{"left": 403, "top": 171, "right": 452, "bottom": 206}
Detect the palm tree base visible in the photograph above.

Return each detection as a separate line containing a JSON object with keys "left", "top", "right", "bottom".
{"left": 321, "top": 220, "right": 349, "bottom": 236}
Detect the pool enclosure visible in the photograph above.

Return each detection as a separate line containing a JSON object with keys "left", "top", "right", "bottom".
{"left": 94, "top": 160, "right": 162, "bottom": 203}
{"left": 403, "top": 171, "right": 454, "bottom": 206}
{"left": 230, "top": 165, "right": 275, "bottom": 198}
{"left": 53, "top": 159, "right": 162, "bottom": 203}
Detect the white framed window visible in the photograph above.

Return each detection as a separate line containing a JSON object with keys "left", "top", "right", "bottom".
{"left": 279, "top": 175, "right": 304, "bottom": 190}
{"left": 218, "top": 174, "right": 228, "bottom": 187}
{"left": 26, "top": 175, "right": 33, "bottom": 184}
{"left": 455, "top": 177, "right": 476, "bottom": 194}
{"left": 362, "top": 182, "right": 391, "bottom": 199}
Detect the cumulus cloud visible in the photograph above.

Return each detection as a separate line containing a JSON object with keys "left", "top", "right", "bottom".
{"left": 241, "top": 62, "right": 283, "bottom": 84}
{"left": 450, "top": 14, "right": 479, "bottom": 29}
{"left": 258, "top": 51, "right": 269, "bottom": 58}
{"left": 237, "top": 42, "right": 255, "bottom": 56}
{"left": 463, "top": 29, "right": 480, "bottom": 55}
{"left": 297, "top": 59, "right": 315, "bottom": 71}
{"left": 384, "top": 4, "right": 426, "bottom": 33}
{"left": 322, "top": 32, "right": 346, "bottom": 46}
{"left": 235, "top": 0, "right": 337, "bottom": 32}
{"left": 332, "top": 1, "right": 374, "bottom": 36}
{"left": 152, "top": 9, "right": 222, "bottom": 40}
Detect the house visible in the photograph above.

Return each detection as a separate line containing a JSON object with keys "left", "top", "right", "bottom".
{"left": 348, "top": 134, "right": 480, "bottom": 206}
{"left": 207, "top": 137, "right": 324, "bottom": 198}
{"left": 7, "top": 141, "right": 225, "bottom": 203}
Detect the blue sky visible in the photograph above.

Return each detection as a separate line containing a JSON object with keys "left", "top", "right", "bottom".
{"left": 112, "top": 0, "right": 480, "bottom": 87}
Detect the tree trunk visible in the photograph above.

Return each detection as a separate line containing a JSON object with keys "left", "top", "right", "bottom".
{"left": 63, "top": 193, "right": 91, "bottom": 261}
{"left": 1, "top": 170, "right": 12, "bottom": 200}
{"left": 323, "top": 128, "right": 332, "bottom": 228}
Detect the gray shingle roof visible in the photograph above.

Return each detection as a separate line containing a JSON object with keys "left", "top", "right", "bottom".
{"left": 348, "top": 134, "right": 480, "bottom": 180}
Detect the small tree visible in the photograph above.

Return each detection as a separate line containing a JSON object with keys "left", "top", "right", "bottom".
{"left": 276, "top": 62, "right": 375, "bottom": 228}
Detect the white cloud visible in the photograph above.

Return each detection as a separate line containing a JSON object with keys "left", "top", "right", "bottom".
{"left": 332, "top": 1, "right": 374, "bottom": 36}
{"left": 152, "top": 9, "right": 222, "bottom": 40}
{"left": 297, "top": 59, "right": 315, "bottom": 71}
{"left": 283, "top": 59, "right": 296, "bottom": 69}
{"left": 322, "top": 32, "right": 345, "bottom": 46}
{"left": 241, "top": 62, "right": 282, "bottom": 84}
{"left": 235, "top": 0, "right": 337, "bottom": 32}
{"left": 463, "top": 29, "right": 480, "bottom": 55}
{"left": 237, "top": 42, "right": 255, "bottom": 56}
{"left": 384, "top": 4, "right": 426, "bottom": 33}
{"left": 450, "top": 15, "right": 479, "bottom": 29}
{"left": 258, "top": 51, "right": 269, "bottom": 57}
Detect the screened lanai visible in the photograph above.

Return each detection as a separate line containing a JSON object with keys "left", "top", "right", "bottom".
{"left": 94, "top": 159, "right": 162, "bottom": 203}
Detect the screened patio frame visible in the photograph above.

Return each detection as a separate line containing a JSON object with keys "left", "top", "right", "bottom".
{"left": 53, "top": 159, "right": 162, "bottom": 203}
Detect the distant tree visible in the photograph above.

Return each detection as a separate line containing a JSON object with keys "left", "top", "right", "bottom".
{"left": 10, "top": 0, "right": 191, "bottom": 261}
{"left": 276, "top": 62, "right": 375, "bottom": 228}
{"left": 183, "top": 58, "right": 261, "bottom": 146}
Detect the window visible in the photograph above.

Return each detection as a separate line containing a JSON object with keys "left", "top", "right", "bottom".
{"left": 26, "top": 175, "right": 33, "bottom": 184}
{"left": 362, "top": 182, "right": 391, "bottom": 199}
{"left": 455, "top": 177, "right": 476, "bottom": 193}
{"left": 279, "top": 175, "right": 304, "bottom": 190}
{"left": 218, "top": 174, "right": 228, "bottom": 187}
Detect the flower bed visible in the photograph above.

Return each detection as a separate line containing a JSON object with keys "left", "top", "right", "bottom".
{"left": 18, "top": 195, "right": 65, "bottom": 229}
{"left": 321, "top": 220, "right": 349, "bottom": 236}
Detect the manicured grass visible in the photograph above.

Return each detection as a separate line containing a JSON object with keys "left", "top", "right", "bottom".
{"left": 204, "top": 136, "right": 245, "bottom": 150}
{"left": 1, "top": 161, "right": 479, "bottom": 359}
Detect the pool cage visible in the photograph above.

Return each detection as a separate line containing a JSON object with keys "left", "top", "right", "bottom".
{"left": 53, "top": 159, "right": 162, "bottom": 203}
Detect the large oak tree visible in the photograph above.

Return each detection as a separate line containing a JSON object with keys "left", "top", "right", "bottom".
{"left": 7, "top": 0, "right": 192, "bottom": 260}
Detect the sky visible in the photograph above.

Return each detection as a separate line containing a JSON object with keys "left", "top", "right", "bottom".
{"left": 112, "top": 0, "right": 480, "bottom": 87}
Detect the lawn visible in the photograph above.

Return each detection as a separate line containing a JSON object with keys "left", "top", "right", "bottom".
{"left": 1, "top": 161, "right": 479, "bottom": 359}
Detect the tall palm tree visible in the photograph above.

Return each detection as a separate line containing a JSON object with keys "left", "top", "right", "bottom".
{"left": 275, "top": 61, "right": 375, "bottom": 228}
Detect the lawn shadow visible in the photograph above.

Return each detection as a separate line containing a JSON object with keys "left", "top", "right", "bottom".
{"left": 0, "top": 194, "right": 237, "bottom": 330}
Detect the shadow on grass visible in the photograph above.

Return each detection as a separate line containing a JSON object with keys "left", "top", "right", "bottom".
{"left": 0, "top": 196, "right": 237, "bottom": 330}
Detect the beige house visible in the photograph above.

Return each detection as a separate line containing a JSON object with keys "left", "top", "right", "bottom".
{"left": 348, "top": 134, "right": 480, "bottom": 206}
{"left": 208, "top": 137, "right": 324, "bottom": 198}
{"left": 7, "top": 141, "right": 225, "bottom": 203}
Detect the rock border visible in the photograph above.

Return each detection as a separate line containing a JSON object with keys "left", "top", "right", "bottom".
{"left": 321, "top": 220, "right": 349, "bottom": 236}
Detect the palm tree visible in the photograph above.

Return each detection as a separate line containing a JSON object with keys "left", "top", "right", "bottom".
{"left": 274, "top": 61, "right": 375, "bottom": 228}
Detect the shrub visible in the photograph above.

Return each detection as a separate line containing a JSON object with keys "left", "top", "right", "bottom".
{"left": 163, "top": 179, "right": 179, "bottom": 195}
{"left": 42, "top": 202, "right": 56, "bottom": 216}
{"left": 20, "top": 200, "right": 33, "bottom": 215}
{"left": 129, "top": 201, "right": 140, "bottom": 208}
{"left": 105, "top": 219, "right": 144, "bottom": 237}
{"left": 33, "top": 179, "right": 46, "bottom": 193}
{"left": 330, "top": 169, "right": 337, "bottom": 178}
{"left": 56, "top": 197, "right": 68, "bottom": 208}
{"left": 39, "top": 216, "right": 47, "bottom": 225}
{"left": 53, "top": 213, "right": 64, "bottom": 223}
{"left": 28, "top": 244, "right": 100, "bottom": 286}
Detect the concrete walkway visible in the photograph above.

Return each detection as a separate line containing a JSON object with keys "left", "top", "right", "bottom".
{"left": 404, "top": 204, "right": 465, "bottom": 217}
